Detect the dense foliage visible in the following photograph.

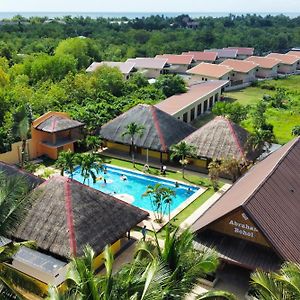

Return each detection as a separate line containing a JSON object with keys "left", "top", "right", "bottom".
{"left": 0, "top": 14, "right": 299, "bottom": 152}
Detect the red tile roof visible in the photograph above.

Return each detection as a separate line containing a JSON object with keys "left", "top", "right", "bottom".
{"left": 86, "top": 61, "right": 136, "bottom": 74}
{"left": 155, "top": 54, "right": 194, "bottom": 65}
{"left": 246, "top": 56, "right": 281, "bottom": 69}
{"left": 126, "top": 57, "right": 168, "bottom": 69}
{"left": 286, "top": 51, "right": 300, "bottom": 58}
{"left": 227, "top": 47, "right": 254, "bottom": 56}
{"left": 182, "top": 51, "right": 218, "bottom": 62}
{"left": 186, "top": 62, "right": 233, "bottom": 78}
{"left": 266, "top": 53, "right": 299, "bottom": 65}
{"left": 192, "top": 137, "right": 300, "bottom": 264}
{"left": 220, "top": 59, "right": 258, "bottom": 73}
{"left": 155, "top": 81, "right": 228, "bottom": 115}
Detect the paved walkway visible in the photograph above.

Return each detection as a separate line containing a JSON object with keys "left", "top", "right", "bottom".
{"left": 180, "top": 183, "right": 232, "bottom": 229}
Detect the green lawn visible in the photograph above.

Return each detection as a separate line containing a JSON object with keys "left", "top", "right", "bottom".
{"left": 199, "top": 76, "right": 300, "bottom": 144}
{"left": 104, "top": 156, "right": 212, "bottom": 187}
{"left": 224, "top": 87, "right": 275, "bottom": 106}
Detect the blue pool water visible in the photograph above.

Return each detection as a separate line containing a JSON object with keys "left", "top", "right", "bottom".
{"left": 70, "top": 165, "right": 200, "bottom": 214}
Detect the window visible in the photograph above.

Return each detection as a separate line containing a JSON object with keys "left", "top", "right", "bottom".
{"left": 204, "top": 100, "right": 208, "bottom": 112}
{"left": 197, "top": 103, "right": 202, "bottom": 116}
{"left": 215, "top": 93, "right": 219, "bottom": 102}
{"left": 209, "top": 96, "right": 213, "bottom": 108}
{"left": 190, "top": 108, "right": 195, "bottom": 121}
{"left": 183, "top": 112, "right": 188, "bottom": 123}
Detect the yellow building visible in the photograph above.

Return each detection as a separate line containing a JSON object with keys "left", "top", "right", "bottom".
{"left": 31, "top": 112, "right": 84, "bottom": 160}
{"left": 4, "top": 170, "right": 148, "bottom": 299}
{"left": 100, "top": 104, "right": 196, "bottom": 163}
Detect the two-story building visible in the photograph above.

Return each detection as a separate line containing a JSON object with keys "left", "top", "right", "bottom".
{"left": 226, "top": 47, "right": 254, "bottom": 59}
{"left": 182, "top": 51, "right": 218, "bottom": 64}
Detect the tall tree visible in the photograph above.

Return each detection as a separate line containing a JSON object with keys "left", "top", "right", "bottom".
{"left": 121, "top": 122, "right": 144, "bottom": 167}
{"left": 56, "top": 150, "right": 78, "bottom": 178}
{"left": 170, "top": 142, "right": 196, "bottom": 178}
{"left": 12, "top": 105, "right": 30, "bottom": 168}
{"left": 77, "top": 153, "right": 104, "bottom": 185}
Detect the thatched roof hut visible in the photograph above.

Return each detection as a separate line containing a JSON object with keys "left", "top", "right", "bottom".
{"left": 183, "top": 116, "right": 256, "bottom": 161}
{"left": 0, "top": 161, "right": 44, "bottom": 189}
{"left": 100, "top": 104, "right": 196, "bottom": 152}
{"left": 12, "top": 176, "right": 148, "bottom": 260}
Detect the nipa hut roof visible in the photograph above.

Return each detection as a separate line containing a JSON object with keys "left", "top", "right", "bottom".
{"left": 0, "top": 161, "right": 44, "bottom": 189}
{"left": 183, "top": 116, "right": 256, "bottom": 161}
{"left": 100, "top": 104, "right": 196, "bottom": 152}
{"left": 12, "top": 176, "right": 148, "bottom": 260}
{"left": 34, "top": 115, "right": 84, "bottom": 133}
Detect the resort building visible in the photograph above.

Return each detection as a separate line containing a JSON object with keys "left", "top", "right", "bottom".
{"left": 6, "top": 174, "right": 148, "bottom": 296}
{"left": 155, "top": 54, "right": 194, "bottom": 73}
{"left": 286, "top": 51, "right": 300, "bottom": 69}
{"left": 155, "top": 81, "right": 228, "bottom": 123}
{"left": 125, "top": 57, "right": 169, "bottom": 78}
{"left": 182, "top": 51, "right": 218, "bottom": 64}
{"left": 266, "top": 53, "right": 299, "bottom": 74}
{"left": 182, "top": 116, "right": 258, "bottom": 168}
{"left": 226, "top": 47, "right": 254, "bottom": 59}
{"left": 220, "top": 59, "right": 258, "bottom": 84}
{"left": 186, "top": 63, "right": 233, "bottom": 83}
{"left": 86, "top": 61, "right": 136, "bottom": 79}
{"left": 192, "top": 137, "right": 300, "bottom": 271}
{"left": 204, "top": 48, "right": 238, "bottom": 62}
{"left": 246, "top": 56, "right": 280, "bottom": 78}
{"left": 31, "top": 112, "right": 84, "bottom": 160}
{"left": 100, "top": 104, "right": 196, "bottom": 162}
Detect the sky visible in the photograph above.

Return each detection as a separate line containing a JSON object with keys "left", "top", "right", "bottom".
{"left": 1, "top": 0, "right": 300, "bottom": 13}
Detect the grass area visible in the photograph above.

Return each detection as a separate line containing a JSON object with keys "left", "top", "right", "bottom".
{"left": 196, "top": 76, "right": 300, "bottom": 144}
{"left": 105, "top": 156, "right": 212, "bottom": 187}
{"left": 224, "top": 86, "right": 275, "bottom": 106}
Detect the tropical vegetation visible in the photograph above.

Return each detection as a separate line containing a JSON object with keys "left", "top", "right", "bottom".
{"left": 170, "top": 142, "right": 196, "bottom": 178}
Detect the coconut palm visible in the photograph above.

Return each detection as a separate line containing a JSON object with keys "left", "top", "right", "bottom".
{"left": 143, "top": 184, "right": 176, "bottom": 223}
{"left": 86, "top": 136, "right": 103, "bottom": 153}
{"left": 136, "top": 226, "right": 235, "bottom": 300}
{"left": 77, "top": 153, "right": 104, "bottom": 185}
{"left": 0, "top": 171, "right": 32, "bottom": 236}
{"left": 220, "top": 157, "right": 242, "bottom": 183}
{"left": 170, "top": 142, "right": 196, "bottom": 178}
{"left": 251, "top": 262, "right": 300, "bottom": 300}
{"left": 121, "top": 122, "right": 144, "bottom": 167}
{"left": 56, "top": 150, "right": 78, "bottom": 178}
{"left": 12, "top": 105, "right": 30, "bottom": 168}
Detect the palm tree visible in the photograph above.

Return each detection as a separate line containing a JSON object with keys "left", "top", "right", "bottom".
{"left": 12, "top": 105, "right": 30, "bottom": 168}
{"left": 77, "top": 153, "right": 104, "bottom": 185}
{"left": 136, "top": 226, "right": 235, "bottom": 300}
{"left": 220, "top": 157, "right": 242, "bottom": 183}
{"left": 56, "top": 150, "right": 78, "bottom": 178}
{"left": 170, "top": 142, "right": 196, "bottom": 178}
{"left": 121, "top": 122, "right": 144, "bottom": 167}
{"left": 0, "top": 172, "right": 32, "bottom": 236}
{"left": 251, "top": 262, "right": 300, "bottom": 300}
{"left": 86, "top": 136, "right": 103, "bottom": 153}
{"left": 143, "top": 184, "right": 175, "bottom": 223}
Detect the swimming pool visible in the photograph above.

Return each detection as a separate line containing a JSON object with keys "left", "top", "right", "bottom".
{"left": 70, "top": 165, "right": 200, "bottom": 214}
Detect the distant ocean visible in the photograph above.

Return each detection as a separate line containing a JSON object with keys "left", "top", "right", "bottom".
{"left": 0, "top": 12, "right": 299, "bottom": 19}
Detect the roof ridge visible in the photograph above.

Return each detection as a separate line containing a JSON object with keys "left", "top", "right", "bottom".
{"left": 224, "top": 117, "right": 245, "bottom": 158}
{"left": 150, "top": 106, "right": 167, "bottom": 152}
{"left": 64, "top": 178, "right": 77, "bottom": 257}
